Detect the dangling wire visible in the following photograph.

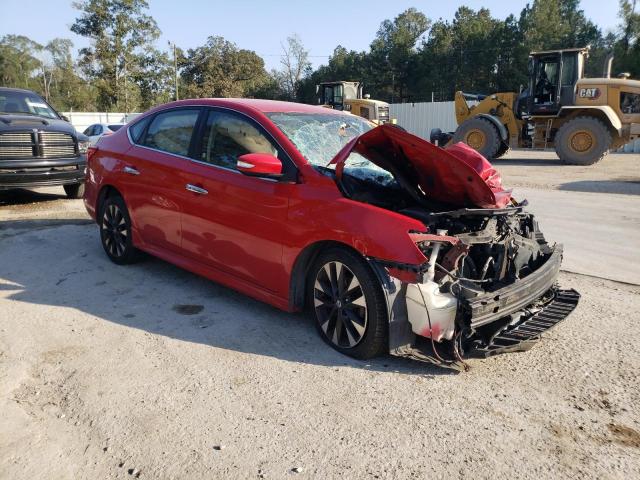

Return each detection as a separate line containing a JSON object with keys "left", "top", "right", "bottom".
{"left": 453, "top": 330, "right": 470, "bottom": 371}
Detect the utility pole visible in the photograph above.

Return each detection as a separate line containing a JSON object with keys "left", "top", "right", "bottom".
{"left": 391, "top": 72, "right": 395, "bottom": 104}
{"left": 169, "top": 41, "right": 178, "bottom": 101}
{"left": 124, "top": 55, "right": 129, "bottom": 115}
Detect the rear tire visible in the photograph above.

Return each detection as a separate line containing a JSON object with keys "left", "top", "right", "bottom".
{"left": 554, "top": 116, "right": 612, "bottom": 165}
{"left": 99, "top": 194, "right": 140, "bottom": 265}
{"left": 308, "top": 248, "right": 388, "bottom": 360}
{"left": 453, "top": 117, "right": 501, "bottom": 159}
{"left": 64, "top": 183, "right": 85, "bottom": 199}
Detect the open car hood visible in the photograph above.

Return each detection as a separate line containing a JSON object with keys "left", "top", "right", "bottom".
{"left": 330, "top": 124, "right": 512, "bottom": 209}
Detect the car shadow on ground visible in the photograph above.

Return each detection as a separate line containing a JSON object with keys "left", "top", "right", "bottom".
{"left": 1, "top": 221, "right": 457, "bottom": 377}
{"left": 0, "top": 188, "right": 67, "bottom": 206}
{"left": 558, "top": 179, "right": 640, "bottom": 195}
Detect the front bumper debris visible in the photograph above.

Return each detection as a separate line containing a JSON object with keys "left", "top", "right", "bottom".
{"left": 465, "top": 245, "right": 563, "bottom": 327}
{"left": 468, "top": 288, "right": 580, "bottom": 357}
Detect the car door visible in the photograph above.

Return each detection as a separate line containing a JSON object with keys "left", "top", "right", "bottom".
{"left": 178, "top": 108, "right": 296, "bottom": 297}
{"left": 120, "top": 107, "right": 202, "bottom": 253}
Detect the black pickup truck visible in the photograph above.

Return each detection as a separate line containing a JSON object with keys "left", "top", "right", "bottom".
{"left": 0, "top": 87, "right": 90, "bottom": 198}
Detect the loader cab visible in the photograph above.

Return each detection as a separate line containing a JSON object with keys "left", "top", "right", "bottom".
{"left": 317, "top": 81, "right": 362, "bottom": 110}
{"left": 526, "top": 48, "right": 587, "bottom": 116}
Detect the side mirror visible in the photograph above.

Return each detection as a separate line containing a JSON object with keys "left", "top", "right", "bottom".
{"left": 237, "top": 153, "right": 283, "bottom": 179}
{"left": 61, "top": 115, "right": 70, "bottom": 122}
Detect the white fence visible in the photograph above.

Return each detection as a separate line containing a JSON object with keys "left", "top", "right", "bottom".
{"left": 390, "top": 101, "right": 640, "bottom": 153}
{"left": 62, "top": 112, "right": 140, "bottom": 134}
{"left": 390, "top": 102, "right": 457, "bottom": 140}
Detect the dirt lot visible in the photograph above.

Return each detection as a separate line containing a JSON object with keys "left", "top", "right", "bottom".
{"left": 1, "top": 151, "right": 639, "bottom": 479}
{"left": 493, "top": 149, "right": 640, "bottom": 195}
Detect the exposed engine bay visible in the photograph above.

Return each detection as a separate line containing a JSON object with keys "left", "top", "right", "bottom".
{"left": 328, "top": 125, "right": 580, "bottom": 365}
{"left": 403, "top": 205, "right": 552, "bottom": 293}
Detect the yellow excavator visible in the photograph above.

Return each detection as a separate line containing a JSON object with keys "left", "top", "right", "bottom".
{"left": 316, "top": 81, "right": 392, "bottom": 124}
{"left": 430, "top": 47, "right": 640, "bottom": 165}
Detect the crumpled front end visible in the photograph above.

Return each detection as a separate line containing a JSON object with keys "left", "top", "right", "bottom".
{"left": 374, "top": 204, "right": 580, "bottom": 364}
{"left": 328, "top": 124, "right": 579, "bottom": 364}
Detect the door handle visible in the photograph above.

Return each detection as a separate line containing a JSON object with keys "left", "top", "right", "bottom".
{"left": 185, "top": 184, "right": 208, "bottom": 195}
{"left": 123, "top": 166, "right": 140, "bottom": 175}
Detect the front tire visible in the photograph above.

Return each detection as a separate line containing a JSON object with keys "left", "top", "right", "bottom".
{"left": 554, "top": 116, "right": 612, "bottom": 165}
{"left": 308, "top": 248, "right": 388, "bottom": 359}
{"left": 99, "top": 195, "right": 140, "bottom": 265}
{"left": 63, "top": 183, "right": 85, "bottom": 199}
{"left": 494, "top": 142, "right": 510, "bottom": 158}
{"left": 453, "top": 117, "right": 501, "bottom": 159}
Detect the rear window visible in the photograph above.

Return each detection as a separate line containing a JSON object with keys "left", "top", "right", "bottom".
{"left": 108, "top": 124, "right": 123, "bottom": 132}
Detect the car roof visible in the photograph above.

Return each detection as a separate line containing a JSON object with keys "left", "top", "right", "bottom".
{"left": 162, "top": 98, "right": 347, "bottom": 116}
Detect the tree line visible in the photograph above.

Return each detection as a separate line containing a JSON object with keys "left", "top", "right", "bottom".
{"left": 0, "top": 0, "right": 638, "bottom": 113}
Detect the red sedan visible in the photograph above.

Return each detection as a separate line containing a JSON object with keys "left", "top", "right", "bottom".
{"left": 84, "top": 99, "right": 578, "bottom": 362}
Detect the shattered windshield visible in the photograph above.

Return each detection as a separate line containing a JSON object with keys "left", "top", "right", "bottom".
{"left": 266, "top": 112, "right": 395, "bottom": 186}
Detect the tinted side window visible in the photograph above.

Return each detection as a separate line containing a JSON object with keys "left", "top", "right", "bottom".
{"left": 561, "top": 55, "right": 577, "bottom": 86}
{"left": 621, "top": 92, "right": 640, "bottom": 114}
{"left": 129, "top": 117, "right": 151, "bottom": 143}
{"left": 142, "top": 109, "right": 200, "bottom": 156}
{"left": 198, "top": 111, "right": 277, "bottom": 170}
{"left": 83, "top": 125, "right": 94, "bottom": 136}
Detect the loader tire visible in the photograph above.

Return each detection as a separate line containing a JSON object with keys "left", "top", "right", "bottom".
{"left": 494, "top": 142, "right": 510, "bottom": 159}
{"left": 554, "top": 116, "right": 612, "bottom": 165}
{"left": 453, "top": 117, "right": 501, "bottom": 159}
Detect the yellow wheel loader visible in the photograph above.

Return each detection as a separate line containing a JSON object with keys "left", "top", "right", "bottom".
{"left": 430, "top": 48, "right": 640, "bottom": 165}
{"left": 317, "top": 81, "right": 392, "bottom": 124}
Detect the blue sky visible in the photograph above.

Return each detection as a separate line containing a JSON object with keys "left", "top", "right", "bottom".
{"left": 0, "top": 0, "right": 621, "bottom": 70}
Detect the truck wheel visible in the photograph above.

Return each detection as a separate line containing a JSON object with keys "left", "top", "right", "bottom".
{"left": 494, "top": 142, "right": 510, "bottom": 158}
{"left": 555, "top": 116, "right": 612, "bottom": 165}
{"left": 453, "top": 117, "right": 501, "bottom": 159}
{"left": 64, "top": 183, "right": 85, "bottom": 199}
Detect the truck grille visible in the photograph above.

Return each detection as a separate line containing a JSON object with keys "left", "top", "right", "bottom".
{"left": 0, "top": 132, "right": 34, "bottom": 158}
{"left": 0, "top": 131, "right": 77, "bottom": 159}
{"left": 0, "top": 133, "right": 33, "bottom": 144}
{"left": 40, "top": 132, "right": 76, "bottom": 158}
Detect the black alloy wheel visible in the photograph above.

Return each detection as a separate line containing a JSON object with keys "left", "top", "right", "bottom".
{"left": 309, "top": 248, "right": 388, "bottom": 359}
{"left": 99, "top": 195, "right": 139, "bottom": 265}
{"left": 314, "top": 260, "right": 368, "bottom": 348}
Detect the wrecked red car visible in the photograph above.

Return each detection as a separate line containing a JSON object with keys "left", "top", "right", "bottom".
{"left": 84, "top": 99, "right": 579, "bottom": 364}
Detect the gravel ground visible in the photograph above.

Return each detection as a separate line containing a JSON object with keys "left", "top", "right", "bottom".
{"left": 494, "top": 150, "right": 640, "bottom": 195}
{"left": 1, "top": 152, "right": 639, "bottom": 479}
